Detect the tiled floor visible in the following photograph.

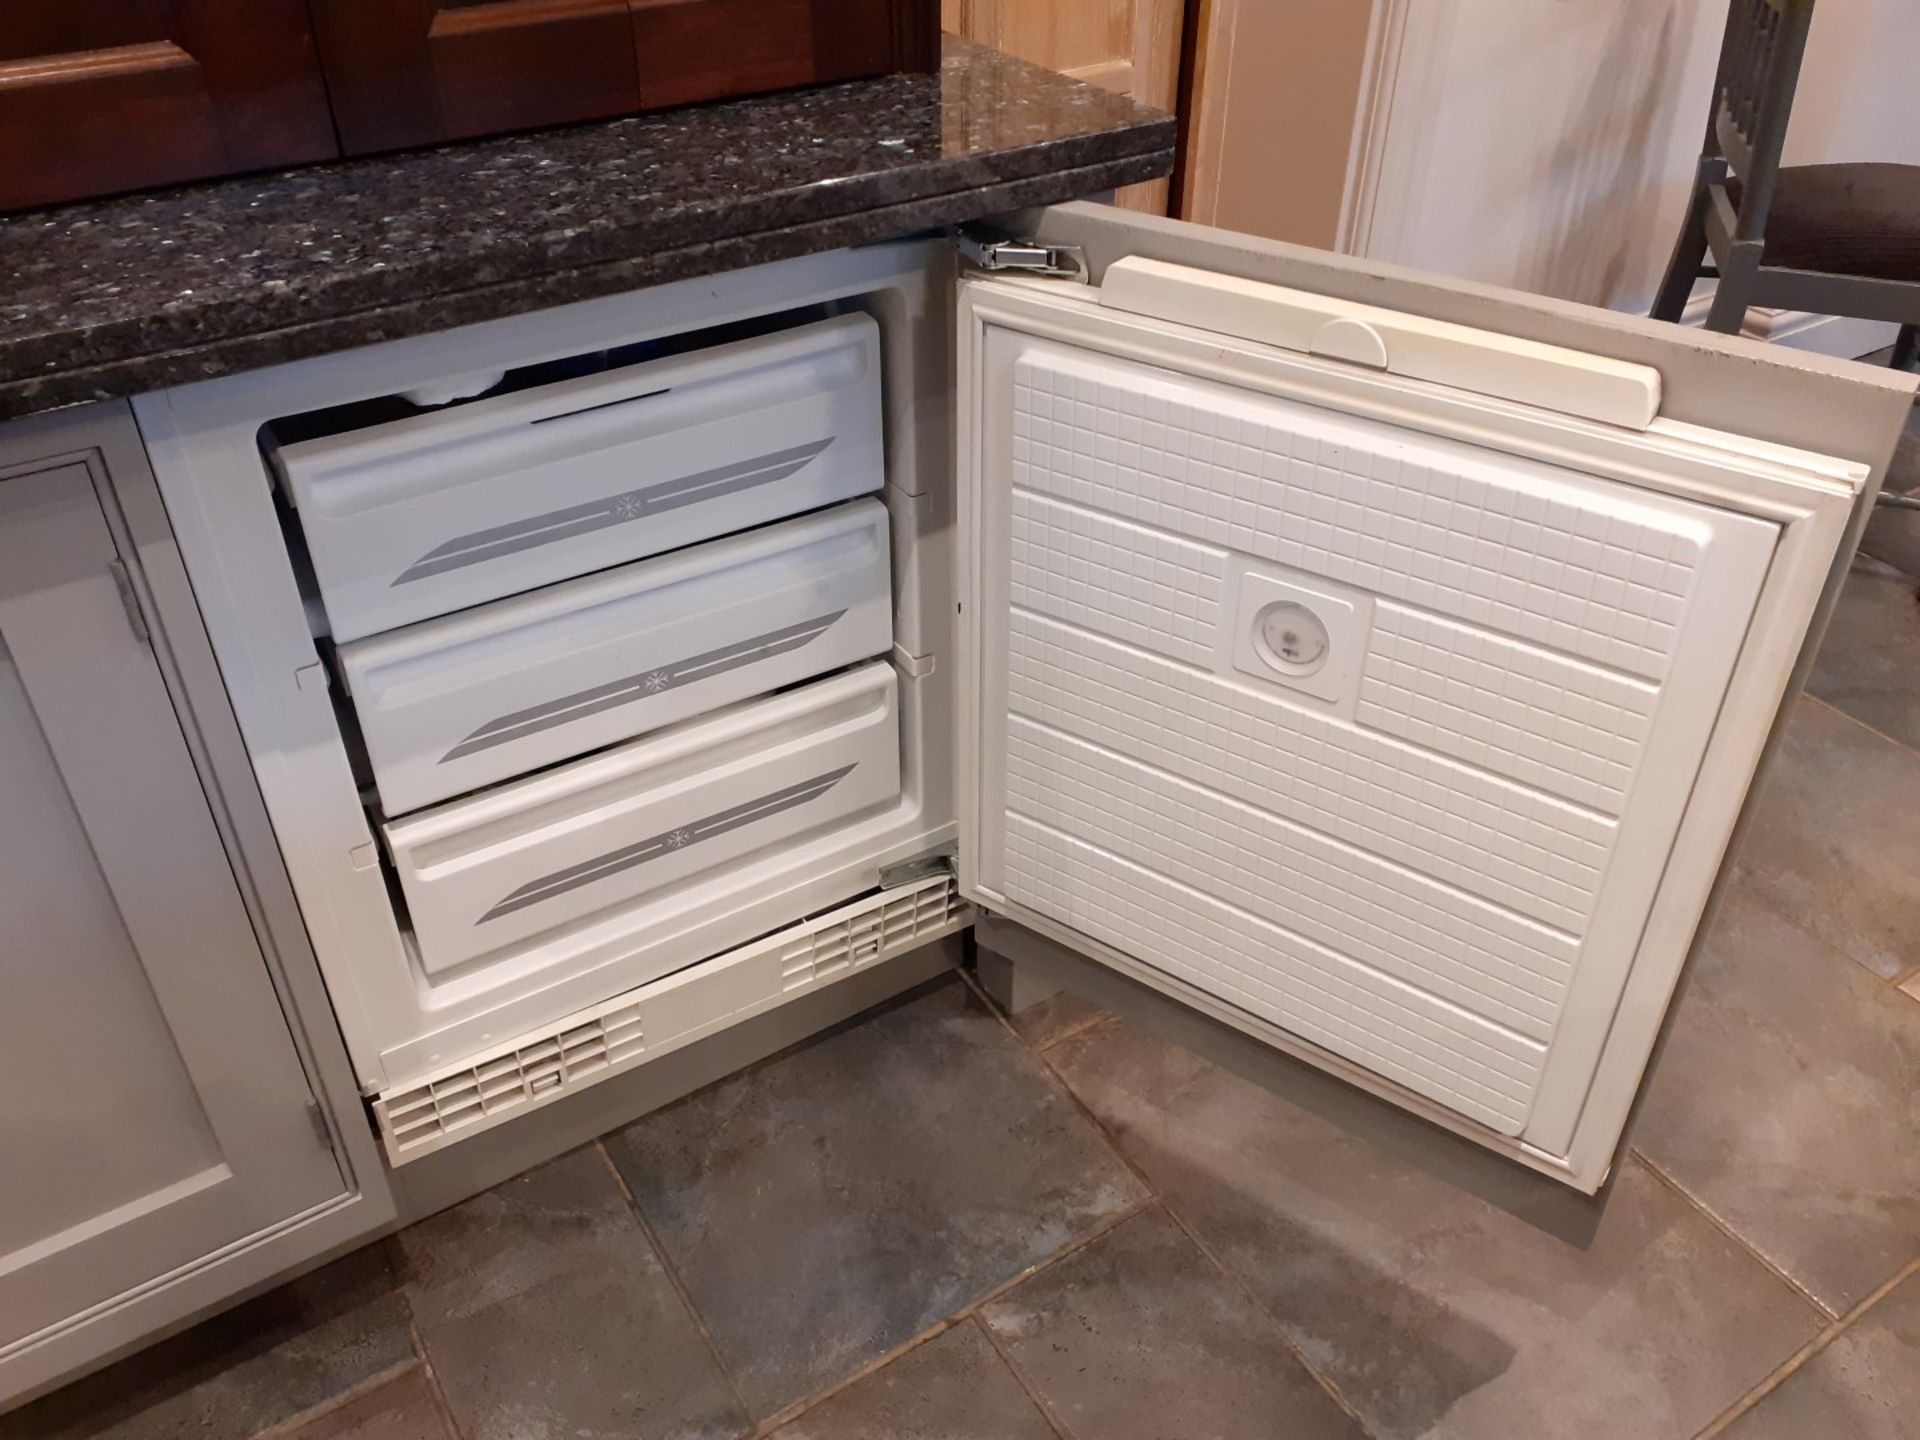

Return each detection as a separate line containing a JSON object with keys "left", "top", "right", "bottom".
{"left": 8, "top": 558, "right": 1917, "bottom": 1440}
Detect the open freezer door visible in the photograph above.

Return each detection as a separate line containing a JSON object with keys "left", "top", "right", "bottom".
{"left": 955, "top": 203, "right": 1914, "bottom": 1192}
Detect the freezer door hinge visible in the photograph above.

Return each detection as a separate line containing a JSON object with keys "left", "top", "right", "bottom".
{"left": 879, "top": 843, "right": 957, "bottom": 890}
{"left": 953, "top": 231, "right": 1088, "bottom": 280}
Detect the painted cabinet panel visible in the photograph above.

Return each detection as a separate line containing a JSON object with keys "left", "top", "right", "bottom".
{"left": 0, "top": 457, "right": 344, "bottom": 1372}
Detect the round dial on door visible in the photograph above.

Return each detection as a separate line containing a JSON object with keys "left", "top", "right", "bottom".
{"left": 1255, "top": 601, "right": 1330, "bottom": 674}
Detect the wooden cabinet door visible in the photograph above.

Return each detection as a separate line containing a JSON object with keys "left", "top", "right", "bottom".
{"left": 313, "top": 0, "right": 938, "bottom": 155}
{"left": 0, "top": 459, "right": 346, "bottom": 1359}
{"left": 941, "top": 0, "right": 1184, "bottom": 213}
{"left": 630, "top": 0, "right": 936, "bottom": 108}
{"left": 0, "top": 2, "right": 337, "bottom": 210}
{"left": 308, "top": 0, "right": 643, "bottom": 154}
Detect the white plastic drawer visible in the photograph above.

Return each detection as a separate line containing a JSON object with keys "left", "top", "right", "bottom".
{"left": 339, "top": 500, "right": 893, "bottom": 815}
{"left": 384, "top": 661, "right": 901, "bottom": 976}
{"left": 275, "top": 313, "right": 883, "bottom": 641}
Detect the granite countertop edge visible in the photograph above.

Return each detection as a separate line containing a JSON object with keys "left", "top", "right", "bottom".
{"left": 0, "top": 41, "right": 1176, "bottom": 422}
{"left": 0, "top": 147, "right": 1172, "bottom": 422}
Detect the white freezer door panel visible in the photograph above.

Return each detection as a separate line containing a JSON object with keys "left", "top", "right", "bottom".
{"left": 966, "top": 325, "right": 1779, "bottom": 1143}
{"left": 275, "top": 313, "right": 884, "bottom": 640}
{"left": 340, "top": 499, "right": 893, "bottom": 814}
{"left": 384, "top": 661, "right": 901, "bottom": 976}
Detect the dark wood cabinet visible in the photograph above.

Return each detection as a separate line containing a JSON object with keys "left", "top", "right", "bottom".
{"left": 308, "top": 0, "right": 939, "bottom": 157}
{"left": 1, "top": 0, "right": 938, "bottom": 209}
{"left": 0, "top": 2, "right": 338, "bottom": 210}
{"left": 306, "top": 0, "right": 645, "bottom": 155}
{"left": 632, "top": 0, "right": 936, "bottom": 110}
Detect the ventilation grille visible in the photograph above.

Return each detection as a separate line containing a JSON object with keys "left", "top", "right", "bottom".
{"left": 373, "top": 871, "right": 966, "bottom": 1164}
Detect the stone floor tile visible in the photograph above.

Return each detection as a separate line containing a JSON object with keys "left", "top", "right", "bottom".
{"left": 603, "top": 978, "right": 1147, "bottom": 1419}
{"left": 398, "top": 1146, "right": 748, "bottom": 1440}
{"left": 1720, "top": 1269, "right": 1920, "bottom": 1440}
{"left": 0, "top": 1245, "right": 414, "bottom": 1440}
{"left": 1048, "top": 1020, "right": 1823, "bottom": 1440}
{"left": 980, "top": 1208, "right": 1365, "bottom": 1440}
{"left": 1005, "top": 989, "right": 1110, "bottom": 1051}
{"left": 770, "top": 1322, "right": 1053, "bottom": 1440}
{"left": 278, "top": 1368, "right": 452, "bottom": 1440}
{"left": 1806, "top": 557, "right": 1920, "bottom": 755}
{"left": 1633, "top": 883, "right": 1920, "bottom": 1315}
{"left": 1732, "top": 697, "right": 1920, "bottom": 982}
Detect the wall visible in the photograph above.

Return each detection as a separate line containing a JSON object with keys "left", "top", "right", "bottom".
{"left": 1780, "top": 0, "right": 1920, "bottom": 166}
{"left": 1356, "top": 0, "right": 1720, "bottom": 311}
{"left": 1347, "top": 0, "right": 1920, "bottom": 322}
{"left": 1180, "top": 0, "right": 1377, "bottom": 247}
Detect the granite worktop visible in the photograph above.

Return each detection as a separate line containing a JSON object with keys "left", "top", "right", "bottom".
{"left": 0, "top": 39, "right": 1173, "bottom": 421}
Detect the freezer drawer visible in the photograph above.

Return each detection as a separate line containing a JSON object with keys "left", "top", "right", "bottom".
{"left": 339, "top": 500, "right": 893, "bottom": 814}
{"left": 273, "top": 313, "right": 884, "bottom": 640}
{"left": 384, "top": 661, "right": 902, "bottom": 975}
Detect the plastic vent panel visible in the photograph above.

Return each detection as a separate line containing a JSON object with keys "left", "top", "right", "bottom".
{"left": 373, "top": 872, "right": 967, "bottom": 1163}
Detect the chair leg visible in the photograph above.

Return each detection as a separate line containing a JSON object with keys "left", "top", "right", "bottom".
{"left": 1650, "top": 182, "right": 1711, "bottom": 323}
{"left": 1892, "top": 325, "right": 1919, "bottom": 372}
{"left": 1703, "top": 244, "right": 1763, "bottom": 334}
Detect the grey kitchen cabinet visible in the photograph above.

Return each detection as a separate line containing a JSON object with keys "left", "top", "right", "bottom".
{"left": 0, "top": 405, "right": 393, "bottom": 1411}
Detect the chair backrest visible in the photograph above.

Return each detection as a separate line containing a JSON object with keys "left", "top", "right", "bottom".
{"left": 1708, "top": 0, "right": 1816, "bottom": 240}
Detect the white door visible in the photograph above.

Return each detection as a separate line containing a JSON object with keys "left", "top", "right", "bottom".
{"left": 956, "top": 204, "right": 1910, "bottom": 1193}
{"left": 0, "top": 460, "right": 346, "bottom": 1359}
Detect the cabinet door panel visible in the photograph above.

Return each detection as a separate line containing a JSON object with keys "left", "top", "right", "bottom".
{"left": 0, "top": 1, "right": 337, "bottom": 209}
{"left": 0, "top": 463, "right": 343, "bottom": 1353}
{"left": 309, "top": 0, "right": 643, "bottom": 154}
{"left": 630, "top": 0, "right": 905, "bottom": 108}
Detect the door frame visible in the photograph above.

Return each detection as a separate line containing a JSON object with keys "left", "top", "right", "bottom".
{"left": 0, "top": 404, "right": 395, "bottom": 1411}
{"left": 953, "top": 266, "right": 1866, "bottom": 1193}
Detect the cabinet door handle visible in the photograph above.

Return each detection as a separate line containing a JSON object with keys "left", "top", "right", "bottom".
{"left": 107, "top": 558, "right": 150, "bottom": 646}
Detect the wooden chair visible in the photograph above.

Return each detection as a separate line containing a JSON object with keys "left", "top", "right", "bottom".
{"left": 1650, "top": 0, "right": 1920, "bottom": 371}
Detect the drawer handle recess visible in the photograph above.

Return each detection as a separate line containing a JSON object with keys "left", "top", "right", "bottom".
{"left": 392, "top": 438, "right": 834, "bottom": 586}
{"left": 478, "top": 764, "right": 856, "bottom": 922}
{"left": 443, "top": 609, "right": 847, "bottom": 763}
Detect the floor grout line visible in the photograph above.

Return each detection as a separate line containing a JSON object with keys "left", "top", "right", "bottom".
{"left": 592, "top": 1138, "right": 756, "bottom": 1431}
{"left": 1033, "top": 1007, "right": 1123, "bottom": 1055}
{"left": 386, "top": 1243, "right": 470, "bottom": 1440}
{"left": 248, "top": 1358, "right": 424, "bottom": 1440}
{"left": 1799, "top": 689, "right": 1920, "bottom": 763}
{"left": 1149, "top": 1198, "right": 1380, "bottom": 1439}
{"left": 1630, "top": 1150, "right": 1835, "bottom": 1321}
{"left": 402, "top": 1318, "right": 468, "bottom": 1440}
{"left": 1690, "top": 1255, "right": 1920, "bottom": 1440}
{"left": 1791, "top": 687, "right": 1920, "bottom": 997}
{"left": 960, "top": 967, "right": 1164, "bottom": 1204}
{"left": 1017, "top": 1010, "right": 1380, "bottom": 1438}
{"left": 969, "top": 1309, "right": 1082, "bottom": 1440}
{"left": 747, "top": 1194, "right": 1159, "bottom": 1436}
{"left": 748, "top": 1313, "right": 968, "bottom": 1436}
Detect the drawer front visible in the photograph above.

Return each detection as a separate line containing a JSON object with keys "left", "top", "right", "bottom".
{"left": 276, "top": 313, "right": 883, "bottom": 641}
{"left": 384, "top": 661, "right": 901, "bottom": 975}
{"left": 341, "top": 500, "right": 893, "bottom": 814}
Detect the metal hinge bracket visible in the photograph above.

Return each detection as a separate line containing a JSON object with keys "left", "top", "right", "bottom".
{"left": 954, "top": 231, "right": 1088, "bottom": 280}
{"left": 879, "top": 843, "right": 957, "bottom": 890}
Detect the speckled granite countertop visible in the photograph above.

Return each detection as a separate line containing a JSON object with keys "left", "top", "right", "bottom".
{"left": 0, "top": 39, "right": 1172, "bottom": 421}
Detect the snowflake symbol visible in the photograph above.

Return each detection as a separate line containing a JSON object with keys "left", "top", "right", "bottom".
{"left": 664, "top": 829, "right": 690, "bottom": 850}
{"left": 643, "top": 670, "right": 670, "bottom": 692}
{"left": 611, "top": 494, "right": 646, "bottom": 520}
